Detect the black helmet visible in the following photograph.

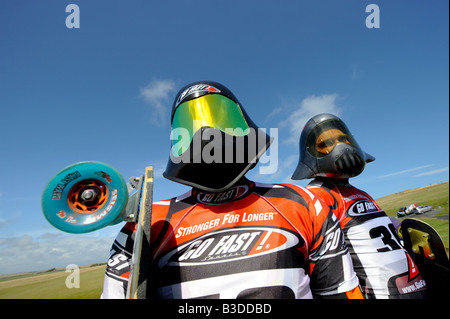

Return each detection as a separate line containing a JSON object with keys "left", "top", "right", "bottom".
{"left": 291, "top": 113, "right": 375, "bottom": 180}
{"left": 163, "top": 81, "right": 273, "bottom": 192}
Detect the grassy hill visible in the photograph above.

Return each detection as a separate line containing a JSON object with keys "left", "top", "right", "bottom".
{"left": 0, "top": 264, "right": 106, "bottom": 299}
{"left": 0, "top": 182, "right": 448, "bottom": 299}
{"left": 376, "top": 182, "right": 449, "bottom": 216}
{"left": 376, "top": 182, "right": 449, "bottom": 246}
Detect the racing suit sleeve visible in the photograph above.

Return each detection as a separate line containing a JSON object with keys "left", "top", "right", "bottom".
{"left": 309, "top": 209, "right": 362, "bottom": 298}
{"left": 288, "top": 185, "right": 363, "bottom": 299}
{"left": 101, "top": 222, "right": 136, "bottom": 299}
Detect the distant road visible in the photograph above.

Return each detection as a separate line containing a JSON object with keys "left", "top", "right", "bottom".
{"left": 427, "top": 208, "right": 449, "bottom": 221}
{"left": 399, "top": 208, "right": 448, "bottom": 221}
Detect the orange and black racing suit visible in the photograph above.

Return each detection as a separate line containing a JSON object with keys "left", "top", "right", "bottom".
{"left": 101, "top": 179, "right": 362, "bottom": 299}
{"left": 306, "top": 177, "right": 428, "bottom": 299}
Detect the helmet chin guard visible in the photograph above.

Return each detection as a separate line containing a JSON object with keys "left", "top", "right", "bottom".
{"left": 291, "top": 113, "right": 375, "bottom": 180}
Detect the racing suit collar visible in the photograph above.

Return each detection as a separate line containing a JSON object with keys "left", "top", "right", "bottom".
{"left": 192, "top": 177, "right": 254, "bottom": 206}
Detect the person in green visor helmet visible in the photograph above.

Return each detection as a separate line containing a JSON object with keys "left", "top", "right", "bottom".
{"left": 102, "top": 82, "right": 363, "bottom": 299}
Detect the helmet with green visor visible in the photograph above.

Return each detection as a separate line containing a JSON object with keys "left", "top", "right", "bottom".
{"left": 163, "top": 81, "right": 273, "bottom": 192}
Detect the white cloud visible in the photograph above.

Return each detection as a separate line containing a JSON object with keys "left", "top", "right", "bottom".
{"left": 350, "top": 64, "right": 361, "bottom": 80}
{"left": 279, "top": 94, "right": 342, "bottom": 145}
{"left": 264, "top": 106, "right": 283, "bottom": 122}
{"left": 414, "top": 167, "right": 449, "bottom": 177}
{"left": 379, "top": 165, "right": 433, "bottom": 178}
{"left": 139, "top": 79, "right": 176, "bottom": 127}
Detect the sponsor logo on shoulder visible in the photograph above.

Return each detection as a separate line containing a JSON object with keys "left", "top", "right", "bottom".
{"left": 158, "top": 227, "right": 301, "bottom": 267}
{"left": 348, "top": 200, "right": 381, "bottom": 216}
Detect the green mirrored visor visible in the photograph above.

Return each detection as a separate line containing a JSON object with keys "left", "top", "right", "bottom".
{"left": 171, "top": 94, "right": 250, "bottom": 156}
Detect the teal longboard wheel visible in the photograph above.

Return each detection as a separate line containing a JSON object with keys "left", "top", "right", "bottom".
{"left": 42, "top": 161, "right": 128, "bottom": 233}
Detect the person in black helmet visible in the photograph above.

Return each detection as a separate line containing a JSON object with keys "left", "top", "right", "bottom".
{"left": 291, "top": 113, "right": 428, "bottom": 299}
{"left": 101, "top": 82, "right": 363, "bottom": 299}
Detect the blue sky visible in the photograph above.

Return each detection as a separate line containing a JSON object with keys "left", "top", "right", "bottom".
{"left": 0, "top": 0, "right": 448, "bottom": 275}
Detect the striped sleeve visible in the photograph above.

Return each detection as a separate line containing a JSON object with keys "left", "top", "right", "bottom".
{"left": 101, "top": 222, "right": 136, "bottom": 299}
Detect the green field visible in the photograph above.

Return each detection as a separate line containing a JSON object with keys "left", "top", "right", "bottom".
{"left": 0, "top": 182, "right": 448, "bottom": 299}
{"left": 376, "top": 182, "right": 449, "bottom": 247}
{"left": 0, "top": 264, "right": 106, "bottom": 299}
{"left": 376, "top": 182, "right": 449, "bottom": 216}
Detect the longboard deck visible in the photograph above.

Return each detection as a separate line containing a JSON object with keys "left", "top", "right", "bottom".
{"left": 127, "top": 166, "right": 153, "bottom": 299}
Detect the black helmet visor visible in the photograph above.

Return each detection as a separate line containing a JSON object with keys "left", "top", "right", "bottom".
{"left": 306, "top": 119, "right": 360, "bottom": 158}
